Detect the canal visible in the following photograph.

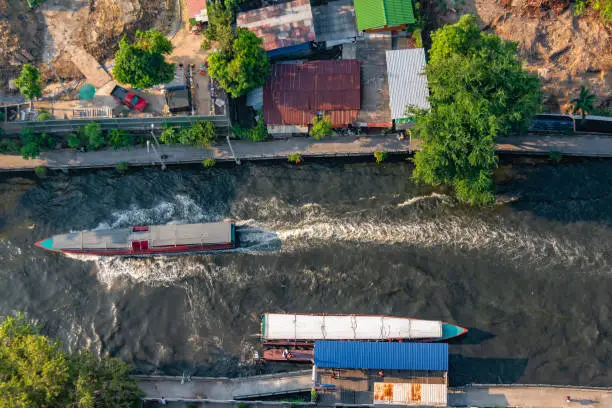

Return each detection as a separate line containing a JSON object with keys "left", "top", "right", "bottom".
{"left": 0, "top": 158, "right": 610, "bottom": 386}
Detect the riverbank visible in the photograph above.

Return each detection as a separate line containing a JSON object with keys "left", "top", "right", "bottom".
{"left": 0, "top": 133, "right": 611, "bottom": 171}
{"left": 136, "top": 373, "right": 612, "bottom": 407}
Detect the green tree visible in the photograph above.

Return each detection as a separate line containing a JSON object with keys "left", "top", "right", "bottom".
{"left": 113, "top": 30, "right": 175, "bottom": 89}
{"left": 309, "top": 116, "right": 333, "bottom": 140}
{"left": 0, "top": 314, "right": 70, "bottom": 407}
{"left": 205, "top": 0, "right": 235, "bottom": 43}
{"left": 82, "top": 122, "right": 104, "bottom": 150}
{"left": 0, "top": 314, "right": 142, "bottom": 408}
{"left": 178, "top": 121, "right": 216, "bottom": 147}
{"left": 20, "top": 128, "right": 41, "bottom": 159}
{"left": 160, "top": 124, "right": 180, "bottom": 144}
{"left": 208, "top": 28, "right": 270, "bottom": 98}
{"left": 68, "top": 134, "right": 84, "bottom": 150}
{"left": 571, "top": 85, "right": 596, "bottom": 120}
{"left": 14, "top": 64, "right": 42, "bottom": 108}
{"left": 411, "top": 15, "right": 542, "bottom": 205}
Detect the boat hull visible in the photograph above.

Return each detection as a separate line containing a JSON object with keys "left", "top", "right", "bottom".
{"left": 35, "top": 239, "right": 234, "bottom": 256}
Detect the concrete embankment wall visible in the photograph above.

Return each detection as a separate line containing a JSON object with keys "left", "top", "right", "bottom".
{"left": 1, "top": 133, "right": 612, "bottom": 173}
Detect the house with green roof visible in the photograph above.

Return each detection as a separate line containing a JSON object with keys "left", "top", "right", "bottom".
{"left": 354, "top": 0, "right": 415, "bottom": 31}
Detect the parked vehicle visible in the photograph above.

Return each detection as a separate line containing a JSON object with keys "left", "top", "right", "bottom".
{"left": 110, "top": 85, "right": 148, "bottom": 112}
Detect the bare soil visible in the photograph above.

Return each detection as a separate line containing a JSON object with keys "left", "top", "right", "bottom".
{"left": 0, "top": 0, "right": 45, "bottom": 93}
{"left": 432, "top": 0, "right": 612, "bottom": 112}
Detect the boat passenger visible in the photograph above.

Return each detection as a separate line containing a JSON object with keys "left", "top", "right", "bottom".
{"left": 282, "top": 348, "right": 288, "bottom": 358}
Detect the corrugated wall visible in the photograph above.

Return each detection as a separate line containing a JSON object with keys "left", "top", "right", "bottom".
{"left": 374, "top": 382, "right": 447, "bottom": 406}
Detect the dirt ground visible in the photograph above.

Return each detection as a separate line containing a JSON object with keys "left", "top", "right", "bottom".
{"left": 434, "top": 0, "right": 612, "bottom": 112}
{"left": 0, "top": 0, "right": 45, "bottom": 93}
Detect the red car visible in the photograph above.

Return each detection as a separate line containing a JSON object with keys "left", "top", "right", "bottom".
{"left": 110, "top": 85, "right": 148, "bottom": 112}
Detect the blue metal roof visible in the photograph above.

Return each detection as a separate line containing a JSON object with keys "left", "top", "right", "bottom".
{"left": 314, "top": 341, "right": 448, "bottom": 371}
{"left": 267, "top": 42, "right": 312, "bottom": 58}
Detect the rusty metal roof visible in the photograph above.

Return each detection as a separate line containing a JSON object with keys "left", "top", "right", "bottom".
{"left": 263, "top": 60, "right": 361, "bottom": 126}
{"left": 186, "top": 0, "right": 207, "bottom": 20}
{"left": 237, "top": 0, "right": 316, "bottom": 51}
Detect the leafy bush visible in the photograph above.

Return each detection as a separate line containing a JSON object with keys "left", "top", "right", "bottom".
{"left": 232, "top": 115, "right": 268, "bottom": 142}
{"left": 34, "top": 165, "right": 47, "bottom": 178}
{"left": 374, "top": 151, "right": 388, "bottom": 164}
{"left": 116, "top": 162, "right": 129, "bottom": 172}
{"left": 202, "top": 158, "right": 216, "bottom": 167}
{"left": 575, "top": 0, "right": 612, "bottom": 22}
{"left": 82, "top": 122, "right": 104, "bottom": 150}
{"left": 288, "top": 152, "right": 302, "bottom": 164}
{"left": 67, "top": 134, "right": 84, "bottom": 150}
{"left": 309, "top": 115, "right": 333, "bottom": 140}
{"left": 160, "top": 124, "right": 180, "bottom": 144}
{"left": 20, "top": 128, "right": 43, "bottom": 159}
{"left": 36, "top": 108, "right": 53, "bottom": 121}
{"left": 0, "top": 138, "right": 19, "bottom": 153}
{"left": 179, "top": 121, "right": 216, "bottom": 147}
{"left": 108, "top": 129, "right": 133, "bottom": 150}
{"left": 15, "top": 64, "right": 42, "bottom": 103}
{"left": 310, "top": 389, "right": 318, "bottom": 402}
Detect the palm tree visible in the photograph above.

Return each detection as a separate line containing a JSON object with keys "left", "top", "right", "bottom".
{"left": 571, "top": 86, "right": 596, "bottom": 120}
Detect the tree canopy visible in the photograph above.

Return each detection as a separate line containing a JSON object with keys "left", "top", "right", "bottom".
{"left": 208, "top": 28, "right": 270, "bottom": 98}
{"left": 113, "top": 29, "right": 175, "bottom": 89}
{"left": 410, "top": 14, "right": 542, "bottom": 205}
{"left": 14, "top": 64, "right": 42, "bottom": 102}
{"left": 0, "top": 314, "right": 142, "bottom": 408}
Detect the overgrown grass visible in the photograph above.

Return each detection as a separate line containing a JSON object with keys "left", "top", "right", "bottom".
{"left": 202, "top": 158, "right": 216, "bottom": 167}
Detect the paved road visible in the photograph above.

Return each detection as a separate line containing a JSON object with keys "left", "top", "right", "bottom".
{"left": 1, "top": 134, "right": 611, "bottom": 171}
{"left": 448, "top": 385, "right": 612, "bottom": 407}
{"left": 137, "top": 371, "right": 313, "bottom": 401}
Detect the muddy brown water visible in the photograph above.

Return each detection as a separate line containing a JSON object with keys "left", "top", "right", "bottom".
{"left": 0, "top": 159, "right": 611, "bottom": 385}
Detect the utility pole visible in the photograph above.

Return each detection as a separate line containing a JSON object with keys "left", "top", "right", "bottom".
{"left": 150, "top": 124, "right": 167, "bottom": 170}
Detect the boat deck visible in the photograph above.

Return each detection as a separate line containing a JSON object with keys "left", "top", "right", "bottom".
{"left": 263, "top": 348, "right": 313, "bottom": 363}
{"left": 52, "top": 222, "right": 233, "bottom": 250}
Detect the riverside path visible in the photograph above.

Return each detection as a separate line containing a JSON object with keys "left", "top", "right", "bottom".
{"left": 136, "top": 370, "right": 313, "bottom": 402}
{"left": 0, "top": 133, "right": 611, "bottom": 171}
{"left": 448, "top": 384, "right": 612, "bottom": 407}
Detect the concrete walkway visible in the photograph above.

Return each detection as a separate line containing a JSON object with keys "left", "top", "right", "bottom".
{"left": 448, "top": 385, "right": 612, "bottom": 407}
{"left": 136, "top": 371, "right": 313, "bottom": 401}
{"left": 1, "top": 133, "right": 611, "bottom": 172}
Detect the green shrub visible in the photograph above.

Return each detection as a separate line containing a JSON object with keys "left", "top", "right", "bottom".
{"left": 179, "top": 121, "right": 216, "bottom": 147}
{"left": 67, "top": 134, "right": 84, "bottom": 150}
{"left": 160, "top": 124, "right": 180, "bottom": 144}
{"left": 374, "top": 151, "right": 388, "bottom": 164}
{"left": 232, "top": 114, "right": 267, "bottom": 142}
{"left": 201, "top": 37, "right": 212, "bottom": 50}
{"left": 82, "top": 122, "right": 104, "bottom": 150}
{"left": 34, "top": 166, "right": 47, "bottom": 178}
{"left": 187, "top": 404, "right": 198, "bottom": 408}
{"left": 116, "top": 162, "right": 129, "bottom": 172}
{"left": 288, "top": 152, "right": 302, "bottom": 164}
{"left": 202, "top": 158, "right": 216, "bottom": 167}
{"left": 237, "top": 403, "right": 248, "bottom": 408}
{"left": 36, "top": 108, "right": 53, "bottom": 121}
{"left": 108, "top": 129, "right": 133, "bottom": 150}
{"left": 309, "top": 115, "right": 333, "bottom": 140}
{"left": 0, "top": 139, "right": 19, "bottom": 153}
{"left": 413, "top": 28, "right": 423, "bottom": 48}
{"left": 21, "top": 142, "right": 40, "bottom": 159}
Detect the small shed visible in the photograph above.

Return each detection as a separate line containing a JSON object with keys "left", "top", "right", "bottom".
{"left": 354, "top": 0, "right": 415, "bottom": 32}
{"left": 165, "top": 86, "right": 190, "bottom": 114}
{"left": 385, "top": 48, "right": 430, "bottom": 126}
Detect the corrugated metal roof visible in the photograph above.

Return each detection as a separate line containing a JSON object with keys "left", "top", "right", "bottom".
{"left": 263, "top": 60, "right": 360, "bottom": 126}
{"left": 237, "top": 0, "right": 316, "bottom": 51}
{"left": 385, "top": 48, "right": 430, "bottom": 120}
{"left": 374, "top": 383, "right": 447, "bottom": 406}
{"left": 314, "top": 341, "right": 448, "bottom": 371}
{"left": 354, "top": 0, "right": 415, "bottom": 31}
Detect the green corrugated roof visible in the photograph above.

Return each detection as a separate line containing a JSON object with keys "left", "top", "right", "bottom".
{"left": 354, "top": 0, "right": 415, "bottom": 31}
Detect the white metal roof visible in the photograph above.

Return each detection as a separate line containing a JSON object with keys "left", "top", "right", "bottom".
{"left": 385, "top": 48, "right": 430, "bottom": 120}
{"left": 262, "top": 313, "right": 442, "bottom": 340}
{"left": 52, "top": 222, "right": 232, "bottom": 250}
